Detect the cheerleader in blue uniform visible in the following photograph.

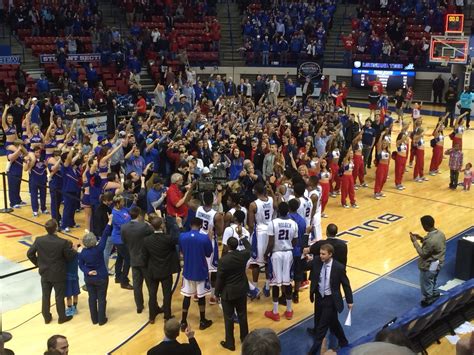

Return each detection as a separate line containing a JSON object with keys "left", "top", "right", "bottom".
{"left": 44, "top": 120, "right": 59, "bottom": 160}
{"left": 48, "top": 150, "right": 63, "bottom": 224}
{"left": 23, "top": 146, "right": 49, "bottom": 217}
{"left": 97, "top": 143, "right": 124, "bottom": 180}
{"left": 6, "top": 140, "right": 28, "bottom": 208}
{"left": 54, "top": 116, "right": 66, "bottom": 147}
{"left": 24, "top": 105, "right": 44, "bottom": 152}
{"left": 82, "top": 157, "right": 99, "bottom": 232}
{"left": 2, "top": 104, "right": 18, "bottom": 147}
{"left": 64, "top": 119, "right": 79, "bottom": 148}
{"left": 61, "top": 147, "right": 83, "bottom": 232}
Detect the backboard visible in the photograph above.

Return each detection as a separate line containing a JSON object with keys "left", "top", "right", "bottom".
{"left": 429, "top": 36, "right": 468, "bottom": 64}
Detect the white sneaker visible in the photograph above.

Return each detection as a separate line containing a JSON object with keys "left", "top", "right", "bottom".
{"left": 380, "top": 193, "right": 386, "bottom": 197}
{"left": 342, "top": 204, "right": 350, "bottom": 209}
{"left": 354, "top": 185, "right": 359, "bottom": 190}
{"left": 429, "top": 171, "right": 436, "bottom": 176}
{"left": 374, "top": 194, "right": 381, "bottom": 200}
{"left": 351, "top": 204, "right": 359, "bottom": 209}
{"left": 322, "top": 213, "right": 328, "bottom": 218}
{"left": 422, "top": 177, "right": 429, "bottom": 181}
{"left": 33, "top": 212, "right": 38, "bottom": 217}
{"left": 361, "top": 183, "right": 368, "bottom": 188}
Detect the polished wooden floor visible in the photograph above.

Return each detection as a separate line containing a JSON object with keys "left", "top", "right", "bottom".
{"left": 1, "top": 108, "right": 473, "bottom": 355}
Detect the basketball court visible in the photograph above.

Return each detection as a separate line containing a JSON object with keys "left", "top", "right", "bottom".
{"left": 1, "top": 105, "right": 473, "bottom": 354}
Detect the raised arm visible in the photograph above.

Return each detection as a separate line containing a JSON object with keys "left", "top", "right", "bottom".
{"left": 1, "top": 104, "right": 9, "bottom": 130}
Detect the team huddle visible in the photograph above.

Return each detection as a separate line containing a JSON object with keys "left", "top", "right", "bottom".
{"left": 179, "top": 177, "right": 323, "bottom": 330}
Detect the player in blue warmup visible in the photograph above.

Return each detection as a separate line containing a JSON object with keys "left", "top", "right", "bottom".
{"left": 179, "top": 218, "right": 214, "bottom": 332}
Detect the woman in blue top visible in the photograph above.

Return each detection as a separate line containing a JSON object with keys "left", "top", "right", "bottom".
{"left": 111, "top": 195, "right": 133, "bottom": 289}
{"left": 6, "top": 140, "right": 27, "bottom": 208}
{"left": 79, "top": 215, "right": 112, "bottom": 325}
{"left": 48, "top": 150, "right": 63, "bottom": 224}
{"left": 229, "top": 147, "right": 244, "bottom": 181}
{"left": 24, "top": 146, "right": 48, "bottom": 217}
{"left": 2, "top": 104, "right": 17, "bottom": 147}
{"left": 61, "top": 147, "right": 83, "bottom": 232}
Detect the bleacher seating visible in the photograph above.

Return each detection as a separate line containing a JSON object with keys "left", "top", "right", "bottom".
{"left": 242, "top": 0, "right": 337, "bottom": 66}
{"left": 0, "top": 65, "right": 36, "bottom": 96}
{"left": 347, "top": 3, "right": 464, "bottom": 67}
{"left": 339, "top": 279, "right": 474, "bottom": 354}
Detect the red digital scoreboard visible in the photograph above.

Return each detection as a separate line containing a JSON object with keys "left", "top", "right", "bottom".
{"left": 445, "top": 14, "right": 464, "bottom": 34}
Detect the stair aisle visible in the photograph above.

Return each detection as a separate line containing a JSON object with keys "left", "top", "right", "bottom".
{"left": 217, "top": 2, "right": 245, "bottom": 67}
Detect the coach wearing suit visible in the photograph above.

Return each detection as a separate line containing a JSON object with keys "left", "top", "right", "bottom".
{"left": 27, "top": 219, "right": 77, "bottom": 324}
{"left": 143, "top": 217, "right": 180, "bottom": 323}
{"left": 121, "top": 206, "right": 154, "bottom": 313}
{"left": 304, "top": 243, "right": 353, "bottom": 355}
{"left": 215, "top": 234, "right": 251, "bottom": 351}
{"left": 147, "top": 318, "right": 201, "bottom": 355}
{"left": 308, "top": 224, "right": 347, "bottom": 267}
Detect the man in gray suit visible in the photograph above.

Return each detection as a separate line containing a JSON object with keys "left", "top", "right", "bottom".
{"left": 27, "top": 219, "right": 77, "bottom": 324}
{"left": 121, "top": 206, "right": 154, "bottom": 313}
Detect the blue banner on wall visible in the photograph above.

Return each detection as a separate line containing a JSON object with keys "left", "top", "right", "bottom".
{"left": 0, "top": 56, "right": 21, "bottom": 65}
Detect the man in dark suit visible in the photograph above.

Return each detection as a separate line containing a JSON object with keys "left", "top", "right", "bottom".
{"left": 27, "top": 219, "right": 77, "bottom": 324}
{"left": 304, "top": 243, "right": 353, "bottom": 355}
{"left": 308, "top": 224, "right": 347, "bottom": 267}
{"left": 143, "top": 216, "right": 180, "bottom": 323}
{"left": 147, "top": 318, "right": 201, "bottom": 355}
{"left": 215, "top": 226, "right": 251, "bottom": 351}
{"left": 237, "top": 78, "right": 248, "bottom": 98}
{"left": 121, "top": 206, "right": 154, "bottom": 313}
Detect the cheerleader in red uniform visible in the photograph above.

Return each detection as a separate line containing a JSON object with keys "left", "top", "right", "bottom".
{"left": 409, "top": 117, "right": 422, "bottom": 168}
{"left": 395, "top": 132, "right": 409, "bottom": 190}
{"left": 374, "top": 131, "right": 391, "bottom": 199}
{"left": 351, "top": 131, "right": 367, "bottom": 189}
{"left": 429, "top": 116, "right": 447, "bottom": 175}
{"left": 451, "top": 112, "right": 468, "bottom": 150}
{"left": 340, "top": 148, "right": 358, "bottom": 208}
{"left": 318, "top": 159, "right": 331, "bottom": 217}
{"left": 413, "top": 127, "right": 428, "bottom": 182}
{"left": 327, "top": 139, "right": 341, "bottom": 197}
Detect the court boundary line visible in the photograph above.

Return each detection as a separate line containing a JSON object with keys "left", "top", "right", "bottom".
{"left": 384, "top": 189, "right": 474, "bottom": 210}
{"left": 7, "top": 212, "right": 81, "bottom": 240}
{"left": 277, "top": 225, "right": 473, "bottom": 337}
{"left": 107, "top": 321, "right": 151, "bottom": 354}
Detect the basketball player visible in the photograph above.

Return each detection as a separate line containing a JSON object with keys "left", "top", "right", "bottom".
{"left": 224, "top": 193, "right": 248, "bottom": 228}
{"left": 222, "top": 210, "right": 250, "bottom": 254}
{"left": 290, "top": 182, "right": 313, "bottom": 243}
{"left": 264, "top": 202, "right": 298, "bottom": 321}
{"left": 307, "top": 176, "right": 323, "bottom": 244}
{"left": 248, "top": 183, "right": 278, "bottom": 297}
{"left": 196, "top": 191, "right": 224, "bottom": 305}
{"left": 179, "top": 218, "right": 213, "bottom": 331}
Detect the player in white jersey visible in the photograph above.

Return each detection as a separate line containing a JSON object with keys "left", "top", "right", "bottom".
{"left": 196, "top": 191, "right": 224, "bottom": 305}
{"left": 248, "top": 182, "right": 277, "bottom": 297}
{"left": 291, "top": 182, "right": 313, "bottom": 226}
{"left": 224, "top": 193, "right": 248, "bottom": 228}
{"left": 222, "top": 210, "right": 250, "bottom": 253}
{"left": 308, "top": 176, "right": 323, "bottom": 244}
{"left": 263, "top": 202, "right": 297, "bottom": 321}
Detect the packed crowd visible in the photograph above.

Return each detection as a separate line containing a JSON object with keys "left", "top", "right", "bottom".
{"left": 240, "top": 0, "right": 337, "bottom": 65}
{"left": 2, "top": 65, "right": 473, "bottom": 353}
{"left": 341, "top": 0, "right": 465, "bottom": 67}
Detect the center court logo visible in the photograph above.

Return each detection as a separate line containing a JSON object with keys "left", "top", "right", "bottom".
{"left": 337, "top": 213, "right": 404, "bottom": 239}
